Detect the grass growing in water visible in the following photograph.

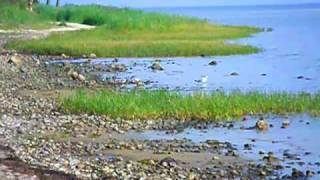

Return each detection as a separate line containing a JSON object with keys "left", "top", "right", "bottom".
{"left": 5, "top": 4, "right": 261, "bottom": 57}
{"left": 61, "top": 90, "right": 320, "bottom": 121}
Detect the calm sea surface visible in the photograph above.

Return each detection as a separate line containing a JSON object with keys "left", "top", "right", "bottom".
{"left": 141, "top": 5, "right": 320, "bottom": 93}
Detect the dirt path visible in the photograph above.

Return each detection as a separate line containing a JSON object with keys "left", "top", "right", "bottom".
{"left": 0, "top": 22, "right": 95, "bottom": 34}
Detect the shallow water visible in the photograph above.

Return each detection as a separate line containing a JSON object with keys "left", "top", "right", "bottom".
{"left": 53, "top": 5, "right": 320, "bottom": 93}
{"left": 121, "top": 115, "right": 320, "bottom": 177}
{"left": 142, "top": 5, "right": 320, "bottom": 93}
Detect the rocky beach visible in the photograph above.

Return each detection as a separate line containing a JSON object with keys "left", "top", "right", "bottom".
{"left": 0, "top": 29, "right": 319, "bottom": 179}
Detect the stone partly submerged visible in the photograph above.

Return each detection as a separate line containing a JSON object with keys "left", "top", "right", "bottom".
{"left": 282, "top": 119, "right": 290, "bottom": 128}
{"left": 208, "top": 60, "right": 218, "bottom": 66}
{"left": 150, "top": 63, "right": 164, "bottom": 71}
{"left": 255, "top": 118, "right": 269, "bottom": 131}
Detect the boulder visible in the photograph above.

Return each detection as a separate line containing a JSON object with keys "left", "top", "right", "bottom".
{"left": 256, "top": 118, "right": 268, "bottom": 131}
{"left": 77, "top": 74, "right": 86, "bottom": 82}
{"left": 8, "top": 55, "right": 23, "bottom": 66}
{"left": 70, "top": 71, "right": 79, "bottom": 80}
{"left": 150, "top": 63, "right": 164, "bottom": 71}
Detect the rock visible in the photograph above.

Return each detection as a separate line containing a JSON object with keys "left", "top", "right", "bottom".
{"left": 61, "top": 53, "right": 69, "bottom": 59}
{"left": 304, "top": 152, "right": 311, "bottom": 156}
{"left": 71, "top": 71, "right": 79, "bottom": 80}
{"left": 256, "top": 118, "right": 268, "bottom": 131}
{"left": 259, "top": 151, "right": 265, "bottom": 155}
{"left": 89, "top": 53, "right": 97, "bottom": 59}
{"left": 212, "top": 156, "right": 220, "bottom": 161}
{"left": 292, "top": 168, "right": 305, "bottom": 178}
{"left": 263, "top": 152, "right": 278, "bottom": 163}
{"left": 208, "top": 60, "right": 218, "bottom": 66}
{"left": 150, "top": 63, "right": 164, "bottom": 71}
{"left": 109, "top": 64, "right": 127, "bottom": 72}
{"left": 244, "top": 143, "right": 253, "bottom": 150}
{"left": 188, "top": 172, "right": 196, "bottom": 180}
{"left": 159, "top": 157, "right": 177, "bottom": 167}
{"left": 259, "top": 170, "right": 267, "bottom": 176}
{"left": 281, "top": 119, "right": 290, "bottom": 128}
{"left": 8, "top": 55, "right": 23, "bottom": 66}
{"left": 306, "top": 170, "right": 315, "bottom": 177}
{"left": 77, "top": 74, "right": 86, "bottom": 82}
{"left": 230, "top": 72, "right": 239, "bottom": 76}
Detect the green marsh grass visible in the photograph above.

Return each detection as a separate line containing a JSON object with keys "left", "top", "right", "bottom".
{"left": 0, "top": 1, "right": 52, "bottom": 29}
{"left": 61, "top": 90, "right": 320, "bottom": 121}
{"left": 5, "top": 4, "right": 261, "bottom": 57}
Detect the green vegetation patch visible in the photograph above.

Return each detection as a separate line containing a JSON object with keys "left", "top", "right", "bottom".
{"left": 61, "top": 90, "right": 320, "bottom": 121}
{"left": 4, "top": 4, "right": 261, "bottom": 57}
{"left": 0, "top": 1, "right": 52, "bottom": 29}
{"left": 7, "top": 24, "right": 260, "bottom": 57}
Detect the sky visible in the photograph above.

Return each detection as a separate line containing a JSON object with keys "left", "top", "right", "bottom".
{"left": 59, "top": 0, "right": 319, "bottom": 8}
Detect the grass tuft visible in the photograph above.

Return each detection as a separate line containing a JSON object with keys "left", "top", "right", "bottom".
{"left": 61, "top": 90, "right": 320, "bottom": 121}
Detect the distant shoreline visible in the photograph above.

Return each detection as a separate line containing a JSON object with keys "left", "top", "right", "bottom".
{"left": 141, "top": 3, "right": 320, "bottom": 10}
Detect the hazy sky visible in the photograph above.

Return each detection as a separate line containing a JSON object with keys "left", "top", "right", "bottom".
{"left": 61, "top": 0, "right": 319, "bottom": 7}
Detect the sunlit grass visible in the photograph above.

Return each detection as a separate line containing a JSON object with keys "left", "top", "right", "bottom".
{"left": 7, "top": 22, "right": 260, "bottom": 57}
{"left": 61, "top": 90, "right": 320, "bottom": 121}
{"left": 0, "top": 2, "right": 51, "bottom": 29}
{"left": 3, "top": 4, "right": 261, "bottom": 57}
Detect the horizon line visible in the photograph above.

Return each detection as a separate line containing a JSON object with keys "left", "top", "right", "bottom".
{"left": 137, "top": 2, "right": 320, "bottom": 9}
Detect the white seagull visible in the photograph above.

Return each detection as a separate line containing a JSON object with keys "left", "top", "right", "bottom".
{"left": 195, "top": 75, "right": 208, "bottom": 83}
